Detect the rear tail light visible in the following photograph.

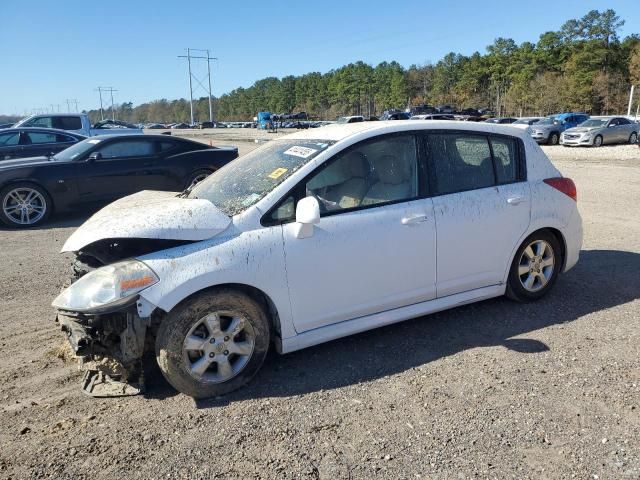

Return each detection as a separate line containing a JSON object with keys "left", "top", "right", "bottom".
{"left": 543, "top": 177, "right": 577, "bottom": 201}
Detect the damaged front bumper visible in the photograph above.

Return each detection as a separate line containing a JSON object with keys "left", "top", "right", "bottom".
{"left": 56, "top": 303, "right": 153, "bottom": 397}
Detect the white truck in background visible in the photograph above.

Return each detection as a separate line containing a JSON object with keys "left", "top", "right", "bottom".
{"left": 13, "top": 113, "right": 143, "bottom": 137}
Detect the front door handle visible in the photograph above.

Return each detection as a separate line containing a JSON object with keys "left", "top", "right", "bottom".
{"left": 401, "top": 214, "right": 428, "bottom": 225}
{"left": 507, "top": 196, "right": 526, "bottom": 205}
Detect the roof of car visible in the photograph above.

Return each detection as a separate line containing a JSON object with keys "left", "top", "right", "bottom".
{"left": 1, "top": 127, "right": 87, "bottom": 138}
{"left": 282, "top": 120, "right": 530, "bottom": 142}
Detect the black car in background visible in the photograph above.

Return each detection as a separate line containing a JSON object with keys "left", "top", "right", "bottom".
{"left": 0, "top": 134, "right": 238, "bottom": 227}
{"left": 484, "top": 117, "right": 518, "bottom": 124}
{"left": 0, "top": 128, "right": 86, "bottom": 160}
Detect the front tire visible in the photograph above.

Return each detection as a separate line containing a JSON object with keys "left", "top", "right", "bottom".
{"left": 155, "top": 289, "right": 270, "bottom": 399}
{"left": 0, "top": 183, "right": 52, "bottom": 228}
{"left": 593, "top": 135, "right": 603, "bottom": 147}
{"left": 548, "top": 133, "right": 559, "bottom": 145}
{"left": 506, "top": 231, "right": 561, "bottom": 302}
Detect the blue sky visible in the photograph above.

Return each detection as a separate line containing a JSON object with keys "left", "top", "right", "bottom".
{"left": 2, "top": 0, "right": 638, "bottom": 115}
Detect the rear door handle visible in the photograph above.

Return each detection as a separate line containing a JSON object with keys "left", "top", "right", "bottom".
{"left": 507, "top": 196, "right": 526, "bottom": 205}
{"left": 401, "top": 214, "right": 428, "bottom": 225}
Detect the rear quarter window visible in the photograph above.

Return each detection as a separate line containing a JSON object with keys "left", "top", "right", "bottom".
{"left": 54, "top": 116, "right": 82, "bottom": 130}
{"left": 490, "top": 136, "right": 518, "bottom": 184}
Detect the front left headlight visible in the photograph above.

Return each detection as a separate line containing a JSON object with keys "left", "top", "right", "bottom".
{"left": 53, "top": 260, "right": 159, "bottom": 314}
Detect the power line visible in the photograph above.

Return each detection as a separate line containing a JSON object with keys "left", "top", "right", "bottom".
{"left": 178, "top": 48, "right": 218, "bottom": 124}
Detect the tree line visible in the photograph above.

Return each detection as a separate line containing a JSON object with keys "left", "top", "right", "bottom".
{"left": 86, "top": 9, "right": 640, "bottom": 124}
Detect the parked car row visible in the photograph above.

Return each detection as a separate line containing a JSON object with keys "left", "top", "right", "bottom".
{"left": 0, "top": 134, "right": 238, "bottom": 227}
{"left": 13, "top": 114, "right": 142, "bottom": 137}
{"left": 50, "top": 120, "right": 583, "bottom": 398}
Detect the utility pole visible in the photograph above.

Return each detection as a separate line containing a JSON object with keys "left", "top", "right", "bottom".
{"left": 178, "top": 48, "right": 218, "bottom": 124}
{"left": 96, "top": 87, "right": 117, "bottom": 120}
{"left": 628, "top": 85, "right": 635, "bottom": 117}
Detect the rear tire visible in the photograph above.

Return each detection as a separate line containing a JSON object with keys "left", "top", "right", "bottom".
{"left": 184, "top": 169, "right": 213, "bottom": 190}
{"left": 629, "top": 132, "right": 638, "bottom": 144}
{"left": 506, "top": 231, "right": 562, "bottom": 302}
{"left": 155, "top": 289, "right": 270, "bottom": 399}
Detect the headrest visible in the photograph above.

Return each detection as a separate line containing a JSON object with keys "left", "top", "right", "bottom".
{"left": 307, "top": 159, "right": 350, "bottom": 189}
{"left": 372, "top": 155, "right": 411, "bottom": 185}
{"left": 344, "top": 151, "right": 369, "bottom": 178}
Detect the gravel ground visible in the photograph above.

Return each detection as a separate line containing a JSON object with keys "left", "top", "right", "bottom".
{"left": 0, "top": 139, "right": 638, "bottom": 479}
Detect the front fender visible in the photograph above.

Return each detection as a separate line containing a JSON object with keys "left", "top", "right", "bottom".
{"left": 137, "top": 226, "right": 295, "bottom": 338}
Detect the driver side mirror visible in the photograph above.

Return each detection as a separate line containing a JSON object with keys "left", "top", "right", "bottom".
{"left": 294, "top": 196, "right": 320, "bottom": 239}
{"left": 88, "top": 151, "right": 102, "bottom": 161}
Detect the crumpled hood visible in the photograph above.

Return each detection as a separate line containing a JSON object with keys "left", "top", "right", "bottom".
{"left": 62, "top": 190, "right": 231, "bottom": 252}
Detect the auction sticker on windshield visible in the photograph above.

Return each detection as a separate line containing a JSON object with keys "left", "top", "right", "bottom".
{"left": 268, "top": 168, "right": 288, "bottom": 179}
{"left": 284, "top": 146, "right": 317, "bottom": 158}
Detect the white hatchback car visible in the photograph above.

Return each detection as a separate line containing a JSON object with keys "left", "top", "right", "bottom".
{"left": 53, "top": 121, "right": 582, "bottom": 398}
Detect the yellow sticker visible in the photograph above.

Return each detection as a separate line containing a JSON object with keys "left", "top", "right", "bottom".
{"left": 268, "top": 168, "right": 288, "bottom": 179}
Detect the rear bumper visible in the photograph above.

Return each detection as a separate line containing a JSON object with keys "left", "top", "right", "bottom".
{"left": 562, "top": 208, "right": 583, "bottom": 273}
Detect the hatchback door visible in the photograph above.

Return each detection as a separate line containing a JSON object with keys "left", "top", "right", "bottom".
{"left": 424, "top": 132, "right": 531, "bottom": 297}
{"left": 278, "top": 133, "right": 437, "bottom": 333}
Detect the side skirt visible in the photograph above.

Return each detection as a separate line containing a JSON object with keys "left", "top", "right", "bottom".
{"left": 279, "top": 284, "right": 505, "bottom": 354}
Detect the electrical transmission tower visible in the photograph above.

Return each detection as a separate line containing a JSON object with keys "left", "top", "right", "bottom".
{"left": 95, "top": 87, "right": 118, "bottom": 120}
{"left": 65, "top": 99, "right": 79, "bottom": 113}
{"left": 178, "top": 48, "right": 217, "bottom": 125}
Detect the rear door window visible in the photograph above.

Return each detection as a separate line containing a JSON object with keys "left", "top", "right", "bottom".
{"left": 427, "top": 133, "right": 495, "bottom": 195}
{"left": 25, "top": 132, "right": 58, "bottom": 144}
{"left": 490, "top": 136, "right": 518, "bottom": 184}
{"left": 0, "top": 132, "right": 19, "bottom": 146}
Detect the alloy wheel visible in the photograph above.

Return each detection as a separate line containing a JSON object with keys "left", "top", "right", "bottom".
{"left": 2, "top": 187, "right": 47, "bottom": 225}
{"left": 188, "top": 173, "right": 209, "bottom": 189}
{"left": 518, "top": 240, "right": 555, "bottom": 292}
{"left": 182, "top": 311, "right": 255, "bottom": 383}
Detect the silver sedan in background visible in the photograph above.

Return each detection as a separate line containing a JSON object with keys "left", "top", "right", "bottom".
{"left": 561, "top": 117, "right": 638, "bottom": 147}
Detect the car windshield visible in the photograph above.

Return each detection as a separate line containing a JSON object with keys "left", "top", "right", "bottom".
{"left": 52, "top": 138, "right": 102, "bottom": 161}
{"left": 579, "top": 119, "right": 607, "bottom": 127}
{"left": 536, "top": 116, "right": 557, "bottom": 125}
{"left": 189, "top": 139, "right": 334, "bottom": 216}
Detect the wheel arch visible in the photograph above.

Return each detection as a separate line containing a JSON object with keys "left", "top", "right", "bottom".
{"left": 504, "top": 225, "right": 568, "bottom": 283}
{"left": 157, "top": 282, "right": 284, "bottom": 351}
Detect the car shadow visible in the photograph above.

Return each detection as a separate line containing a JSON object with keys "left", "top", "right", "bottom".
{"left": 0, "top": 211, "right": 93, "bottom": 231}
{"left": 142, "top": 249, "right": 640, "bottom": 406}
